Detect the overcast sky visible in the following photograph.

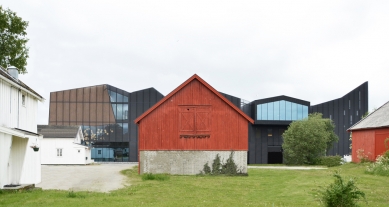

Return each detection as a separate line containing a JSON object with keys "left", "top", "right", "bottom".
{"left": 3, "top": 1, "right": 389, "bottom": 124}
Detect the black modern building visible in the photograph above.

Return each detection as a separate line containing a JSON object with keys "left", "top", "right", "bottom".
{"left": 243, "top": 82, "right": 368, "bottom": 164}
{"left": 48, "top": 84, "right": 163, "bottom": 162}
{"left": 48, "top": 81, "right": 368, "bottom": 164}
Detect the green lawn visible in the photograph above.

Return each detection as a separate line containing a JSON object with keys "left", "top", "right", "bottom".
{"left": 1, "top": 163, "right": 388, "bottom": 207}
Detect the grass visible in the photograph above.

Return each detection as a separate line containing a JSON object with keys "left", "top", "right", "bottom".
{"left": 1, "top": 163, "right": 389, "bottom": 206}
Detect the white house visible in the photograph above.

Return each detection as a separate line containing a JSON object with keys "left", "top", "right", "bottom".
{"left": 38, "top": 125, "right": 93, "bottom": 165}
{"left": 0, "top": 66, "right": 44, "bottom": 189}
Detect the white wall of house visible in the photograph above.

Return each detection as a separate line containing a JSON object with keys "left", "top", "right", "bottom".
{"left": 41, "top": 138, "right": 93, "bottom": 165}
{"left": 0, "top": 77, "right": 39, "bottom": 133}
{"left": 0, "top": 129, "right": 42, "bottom": 188}
{"left": 0, "top": 73, "right": 43, "bottom": 189}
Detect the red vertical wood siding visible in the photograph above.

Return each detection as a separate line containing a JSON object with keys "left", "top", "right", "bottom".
{"left": 352, "top": 129, "right": 376, "bottom": 162}
{"left": 138, "top": 79, "right": 249, "bottom": 151}
{"left": 352, "top": 127, "right": 389, "bottom": 162}
{"left": 375, "top": 128, "right": 389, "bottom": 158}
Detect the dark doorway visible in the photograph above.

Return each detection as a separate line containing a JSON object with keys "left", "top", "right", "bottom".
{"left": 268, "top": 152, "right": 283, "bottom": 164}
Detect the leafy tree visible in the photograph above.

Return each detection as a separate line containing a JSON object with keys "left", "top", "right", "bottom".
{"left": 0, "top": 6, "right": 29, "bottom": 74}
{"left": 282, "top": 113, "right": 339, "bottom": 165}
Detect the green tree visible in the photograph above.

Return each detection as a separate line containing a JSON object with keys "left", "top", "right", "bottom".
{"left": 282, "top": 113, "right": 339, "bottom": 165}
{"left": 0, "top": 6, "right": 29, "bottom": 74}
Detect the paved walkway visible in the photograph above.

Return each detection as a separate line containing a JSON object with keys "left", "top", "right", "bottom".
{"left": 36, "top": 163, "right": 137, "bottom": 192}
{"left": 248, "top": 166, "right": 327, "bottom": 170}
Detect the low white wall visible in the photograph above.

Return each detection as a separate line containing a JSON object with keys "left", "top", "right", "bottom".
{"left": 41, "top": 138, "right": 91, "bottom": 165}
{"left": 140, "top": 151, "right": 247, "bottom": 175}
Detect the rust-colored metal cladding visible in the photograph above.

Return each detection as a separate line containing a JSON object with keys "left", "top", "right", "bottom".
{"left": 49, "top": 85, "right": 116, "bottom": 126}
{"left": 136, "top": 74, "right": 254, "bottom": 151}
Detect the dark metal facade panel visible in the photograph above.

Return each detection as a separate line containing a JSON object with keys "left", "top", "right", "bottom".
{"left": 310, "top": 82, "right": 368, "bottom": 156}
{"left": 219, "top": 92, "right": 241, "bottom": 108}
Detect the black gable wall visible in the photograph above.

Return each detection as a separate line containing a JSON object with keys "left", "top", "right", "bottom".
{"left": 310, "top": 82, "right": 368, "bottom": 156}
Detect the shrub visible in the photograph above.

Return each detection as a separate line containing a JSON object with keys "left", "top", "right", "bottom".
{"left": 67, "top": 191, "right": 77, "bottom": 198}
{"left": 200, "top": 151, "right": 247, "bottom": 176}
{"left": 282, "top": 113, "right": 338, "bottom": 165}
{"left": 320, "top": 156, "right": 342, "bottom": 167}
{"left": 203, "top": 162, "right": 211, "bottom": 174}
{"left": 318, "top": 171, "right": 366, "bottom": 207}
{"left": 211, "top": 154, "right": 222, "bottom": 175}
{"left": 356, "top": 149, "right": 371, "bottom": 163}
{"left": 365, "top": 150, "right": 389, "bottom": 176}
{"left": 142, "top": 173, "right": 170, "bottom": 181}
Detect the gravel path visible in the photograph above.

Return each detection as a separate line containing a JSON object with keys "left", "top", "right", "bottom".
{"left": 36, "top": 163, "right": 137, "bottom": 192}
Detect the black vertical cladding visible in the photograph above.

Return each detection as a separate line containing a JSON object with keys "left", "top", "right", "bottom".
{"left": 129, "top": 92, "right": 138, "bottom": 162}
{"left": 129, "top": 88, "right": 164, "bottom": 162}
{"left": 310, "top": 82, "right": 368, "bottom": 156}
{"left": 219, "top": 92, "right": 241, "bottom": 108}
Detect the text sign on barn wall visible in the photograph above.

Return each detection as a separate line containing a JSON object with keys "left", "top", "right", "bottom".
{"left": 179, "top": 105, "right": 211, "bottom": 138}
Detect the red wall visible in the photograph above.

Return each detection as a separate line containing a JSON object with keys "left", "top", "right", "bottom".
{"left": 352, "top": 127, "right": 389, "bottom": 162}
{"left": 138, "top": 79, "right": 249, "bottom": 151}
{"left": 352, "top": 129, "right": 375, "bottom": 162}
{"left": 375, "top": 128, "right": 389, "bottom": 158}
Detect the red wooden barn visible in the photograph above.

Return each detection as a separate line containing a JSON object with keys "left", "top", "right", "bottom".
{"left": 134, "top": 74, "right": 254, "bottom": 174}
{"left": 348, "top": 101, "right": 389, "bottom": 162}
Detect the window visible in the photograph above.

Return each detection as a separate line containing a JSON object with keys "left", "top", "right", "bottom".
{"left": 267, "top": 129, "right": 273, "bottom": 137}
{"left": 98, "top": 150, "right": 102, "bottom": 154}
{"left": 57, "top": 149, "right": 62, "bottom": 157}
{"left": 359, "top": 91, "right": 361, "bottom": 109}
{"left": 350, "top": 115, "right": 353, "bottom": 125}
{"left": 257, "top": 100, "right": 308, "bottom": 121}
{"left": 78, "top": 150, "right": 80, "bottom": 153}
{"left": 179, "top": 105, "right": 211, "bottom": 138}
{"left": 330, "top": 115, "right": 332, "bottom": 120}
{"left": 22, "top": 95, "right": 25, "bottom": 107}
{"left": 349, "top": 100, "right": 351, "bottom": 109}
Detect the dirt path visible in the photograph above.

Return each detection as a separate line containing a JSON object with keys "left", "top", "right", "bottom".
{"left": 36, "top": 163, "right": 137, "bottom": 192}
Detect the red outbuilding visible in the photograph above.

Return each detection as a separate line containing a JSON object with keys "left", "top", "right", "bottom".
{"left": 134, "top": 74, "right": 254, "bottom": 174}
{"left": 348, "top": 101, "right": 389, "bottom": 162}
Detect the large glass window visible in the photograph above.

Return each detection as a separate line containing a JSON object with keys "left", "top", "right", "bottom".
{"left": 273, "top": 101, "right": 280, "bottom": 120}
{"left": 257, "top": 100, "right": 308, "bottom": 121}
{"left": 261, "top": 104, "right": 267, "bottom": 120}
{"left": 109, "top": 90, "right": 129, "bottom": 103}
{"left": 280, "top": 100, "right": 286, "bottom": 120}
{"left": 268, "top": 102, "right": 274, "bottom": 120}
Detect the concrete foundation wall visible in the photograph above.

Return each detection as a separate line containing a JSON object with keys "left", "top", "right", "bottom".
{"left": 140, "top": 151, "right": 247, "bottom": 175}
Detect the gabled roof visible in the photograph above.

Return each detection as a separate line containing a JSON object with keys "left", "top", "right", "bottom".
{"left": 38, "top": 125, "right": 80, "bottom": 138}
{"left": 348, "top": 100, "right": 389, "bottom": 131}
{"left": 135, "top": 74, "right": 254, "bottom": 124}
{"left": 0, "top": 66, "right": 44, "bottom": 101}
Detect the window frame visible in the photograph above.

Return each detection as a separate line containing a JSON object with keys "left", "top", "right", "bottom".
{"left": 57, "top": 148, "right": 63, "bottom": 157}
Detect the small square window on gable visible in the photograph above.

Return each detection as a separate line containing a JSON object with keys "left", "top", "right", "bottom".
{"left": 179, "top": 105, "right": 211, "bottom": 138}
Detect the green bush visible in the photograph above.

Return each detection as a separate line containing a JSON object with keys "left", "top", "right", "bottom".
{"left": 318, "top": 171, "right": 366, "bottom": 207}
{"left": 282, "top": 113, "right": 339, "bottom": 165}
{"left": 211, "top": 154, "right": 222, "bottom": 175}
{"left": 142, "top": 173, "right": 170, "bottom": 181}
{"left": 200, "top": 151, "right": 247, "bottom": 176}
{"left": 320, "top": 156, "right": 342, "bottom": 167}
{"left": 365, "top": 150, "right": 389, "bottom": 176}
{"left": 67, "top": 191, "right": 77, "bottom": 198}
